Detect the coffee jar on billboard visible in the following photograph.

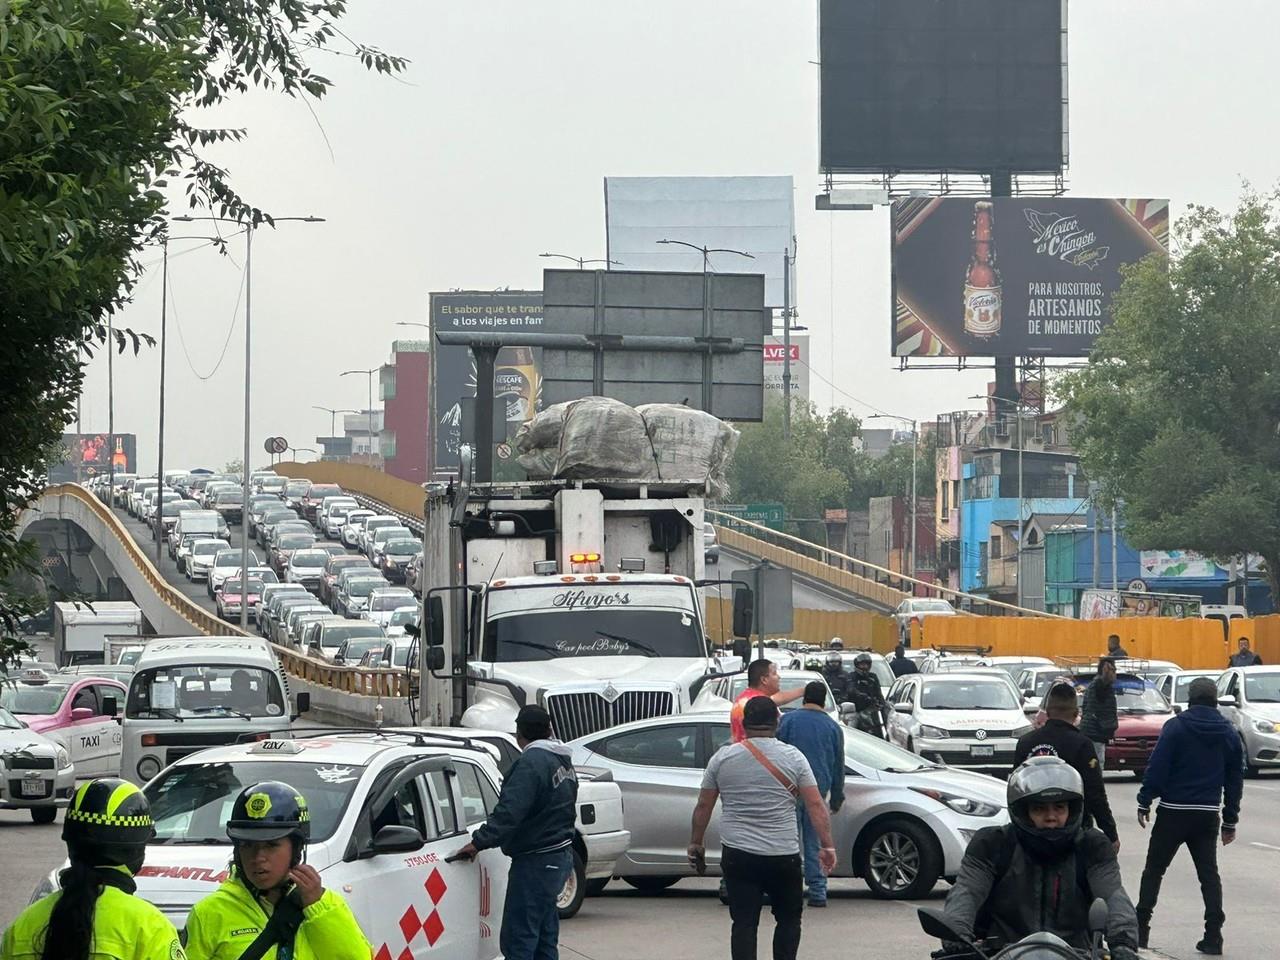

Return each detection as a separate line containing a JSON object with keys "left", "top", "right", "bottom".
{"left": 962, "top": 201, "right": 1003, "bottom": 339}
{"left": 495, "top": 346, "right": 539, "bottom": 422}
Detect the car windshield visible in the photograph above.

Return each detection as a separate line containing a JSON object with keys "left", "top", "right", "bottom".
{"left": 343, "top": 638, "right": 386, "bottom": 659}
{"left": 278, "top": 534, "right": 315, "bottom": 549}
{"left": 285, "top": 481, "right": 310, "bottom": 496}
{"left": 215, "top": 491, "right": 243, "bottom": 504}
{"left": 260, "top": 478, "right": 286, "bottom": 489}
{"left": 988, "top": 660, "right": 1045, "bottom": 678}
{"left": 147, "top": 760, "right": 364, "bottom": 844}
{"left": 346, "top": 579, "right": 385, "bottom": 598}
{"left": 1244, "top": 673, "right": 1280, "bottom": 703}
{"left": 911, "top": 600, "right": 954, "bottom": 613}
{"left": 843, "top": 725, "right": 937, "bottom": 772}
{"left": 162, "top": 501, "right": 196, "bottom": 516}
{"left": 322, "top": 625, "right": 384, "bottom": 644}
{"left": 215, "top": 551, "right": 257, "bottom": 567}
{"left": 0, "top": 682, "right": 69, "bottom": 715}
{"left": 192, "top": 542, "right": 222, "bottom": 556}
{"left": 484, "top": 583, "right": 705, "bottom": 661}
{"left": 388, "top": 608, "right": 418, "bottom": 627}
{"left": 0, "top": 707, "right": 22, "bottom": 729}
{"left": 1029, "top": 671, "right": 1071, "bottom": 697}
{"left": 921, "top": 680, "right": 1019, "bottom": 711}
{"left": 729, "top": 675, "right": 832, "bottom": 711}
{"left": 1114, "top": 679, "right": 1173, "bottom": 714}
{"left": 346, "top": 513, "right": 374, "bottom": 528}
{"left": 371, "top": 592, "right": 414, "bottom": 611}
{"left": 308, "top": 486, "right": 341, "bottom": 499}
{"left": 1172, "top": 675, "right": 1213, "bottom": 702}
{"left": 328, "top": 557, "right": 370, "bottom": 574}
{"left": 222, "top": 579, "right": 265, "bottom": 596}
{"left": 126, "top": 665, "right": 285, "bottom": 719}
{"left": 290, "top": 551, "right": 329, "bottom": 569}
{"left": 262, "top": 510, "right": 295, "bottom": 523}
{"left": 375, "top": 527, "right": 411, "bottom": 542}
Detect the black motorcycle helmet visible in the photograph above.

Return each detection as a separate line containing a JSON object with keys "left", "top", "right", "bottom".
{"left": 824, "top": 652, "right": 842, "bottom": 670}
{"left": 62, "top": 777, "right": 155, "bottom": 874}
{"left": 1007, "top": 756, "right": 1084, "bottom": 860}
{"left": 227, "top": 781, "right": 311, "bottom": 888}
{"left": 853, "top": 652, "right": 872, "bottom": 670}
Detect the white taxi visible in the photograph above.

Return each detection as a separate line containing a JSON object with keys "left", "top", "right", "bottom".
{"left": 0, "top": 704, "right": 75, "bottom": 823}
{"left": 33, "top": 731, "right": 511, "bottom": 960}
{"left": 1, "top": 670, "right": 125, "bottom": 776}
{"left": 886, "top": 672, "right": 1033, "bottom": 772}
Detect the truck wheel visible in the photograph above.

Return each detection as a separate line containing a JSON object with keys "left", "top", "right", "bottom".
{"left": 621, "top": 876, "right": 681, "bottom": 894}
{"left": 584, "top": 877, "right": 610, "bottom": 897}
{"left": 30, "top": 806, "right": 57, "bottom": 825}
{"left": 557, "top": 850, "right": 586, "bottom": 920}
{"left": 860, "top": 818, "right": 941, "bottom": 900}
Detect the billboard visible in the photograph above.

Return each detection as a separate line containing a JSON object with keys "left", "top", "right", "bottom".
{"left": 604, "top": 176, "right": 795, "bottom": 307}
{"left": 49, "top": 433, "right": 137, "bottom": 484}
{"left": 820, "top": 0, "right": 1066, "bottom": 174}
{"left": 892, "top": 198, "right": 1169, "bottom": 357}
{"left": 429, "top": 292, "right": 543, "bottom": 474}
{"left": 540, "top": 268, "right": 767, "bottom": 421}
{"left": 762, "top": 335, "right": 809, "bottom": 403}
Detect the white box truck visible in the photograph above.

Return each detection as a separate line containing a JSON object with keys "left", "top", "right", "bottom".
{"left": 52, "top": 601, "right": 143, "bottom": 667}
{"left": 417, "top": 465, "right": 750, "bottom": 738}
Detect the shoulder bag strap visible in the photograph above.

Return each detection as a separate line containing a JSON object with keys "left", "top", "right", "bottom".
{"left": 741, "top": 739, "right": 799, "bottom": 798}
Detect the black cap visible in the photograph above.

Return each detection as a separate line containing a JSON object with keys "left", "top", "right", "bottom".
{"left": 516, "top": 705, "right": 552, "bottom": 727}
{"left": 743, "top": 695, "right": 780, "bottom": 728}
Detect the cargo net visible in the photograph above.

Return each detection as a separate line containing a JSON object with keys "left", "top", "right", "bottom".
{"left": 513, "top": 397, "right": 740, "bottom": 499}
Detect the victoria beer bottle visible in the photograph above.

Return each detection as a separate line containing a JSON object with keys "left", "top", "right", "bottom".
{"left": 962, "top": 201, "right": 1002, "bottom": 339}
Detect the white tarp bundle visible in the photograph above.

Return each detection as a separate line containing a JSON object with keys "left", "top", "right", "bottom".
{"left": 514, "top": 397, "right": 739, "bottom": 496}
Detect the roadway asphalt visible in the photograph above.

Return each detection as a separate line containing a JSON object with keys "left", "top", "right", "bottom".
{"left": 113, "top": 505, "right": 243, "bottom": 621}
{"left": 4, "top": 772, "right": 1276, "bottom": 958}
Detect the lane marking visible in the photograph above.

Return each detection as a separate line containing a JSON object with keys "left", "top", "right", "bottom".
{"left": 1249, "top": 841, "right": 1280, "bottom": 851}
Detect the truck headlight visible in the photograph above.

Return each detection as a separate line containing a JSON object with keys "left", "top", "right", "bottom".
{"left": 919, "top": 724, "right": 950, "bottom": 739}
{"left": 137, "top": 756, "right": 162, "bottom": 782}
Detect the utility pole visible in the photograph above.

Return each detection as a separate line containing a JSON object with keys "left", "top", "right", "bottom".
{"left": 1110, "top": 505, "right": 1118, "bottom": 591}
{"left": 782, "top": 246, "right": 792, "bottom": 443}
{"left": 154, "top": 239, "right": 169, "bottom": 563}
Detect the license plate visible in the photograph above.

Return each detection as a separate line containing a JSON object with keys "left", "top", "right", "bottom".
{"left": 970, "top": 745, "right": 995, "bottom": 758}
{"left": 21, "top": 778, "right": 47, "bottom": 797}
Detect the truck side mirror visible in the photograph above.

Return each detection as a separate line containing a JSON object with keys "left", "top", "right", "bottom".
{"left": 296, "top": 692, "right": 310, "bottom": 714}
{"left": 102, "top": 695, "right": 118, "bottom": 718}
{"left": 426, "top": 647, "right": 445, "bottom": 671}
{"left": 732, "top": 588, "right": 754, "bottom": 639}
{"left": 426, "top": 595, "right": 445, "bottom": 648}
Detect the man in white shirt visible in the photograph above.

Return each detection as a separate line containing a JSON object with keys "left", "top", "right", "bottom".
{"left": 688, "top": 696, "right": 836, "bottom": 960}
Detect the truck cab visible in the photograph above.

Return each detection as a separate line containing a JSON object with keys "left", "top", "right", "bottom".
{"left": 420, "top": 478, "right": 741, "bottom": 741}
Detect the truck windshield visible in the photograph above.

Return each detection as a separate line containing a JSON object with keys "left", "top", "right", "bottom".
{"left": 126, "top": 665, "right": 286, "bottom": 719}
{"left": 484, "top": 583, "right": 705, "bottom": 661}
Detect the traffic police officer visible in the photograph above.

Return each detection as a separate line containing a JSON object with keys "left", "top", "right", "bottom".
{"left": 1, "top": 777, "right": 185, "bottom": 960}
{"left": 184, "top": 781, "right": 370, "bottom": 960}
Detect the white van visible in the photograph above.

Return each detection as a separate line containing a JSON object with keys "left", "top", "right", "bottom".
{"left": 169, "top": 509, "right": 226, "bottom": 556}
{"left": 118, "top": 637, "right": 309, "bottom": 784}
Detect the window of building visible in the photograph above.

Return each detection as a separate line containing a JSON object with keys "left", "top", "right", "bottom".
{"left": 990, "top": 534, "right": 1002, "bottom": 559}
{"left": 941, "top": 481, "right": 950, "bottom": 521}
{"left": 380, "top": 431, "right": 397, "bottom": 459}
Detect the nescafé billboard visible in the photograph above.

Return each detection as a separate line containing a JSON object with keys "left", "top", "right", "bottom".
{"left": 892, "top": 198, "right": 1169, "bottom": 358}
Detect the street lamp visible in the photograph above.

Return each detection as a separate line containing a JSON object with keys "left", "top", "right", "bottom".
{"left": 174, "top": 213, "right": 325, "bottom": 628}
{"left": 312, "top": 406, "right": 358, "bottom": 452}
{"left": 340, "top": 368, "right": 379, "bottom": 459}
{"left": 868, "top": 414, "right": 919, "bottom": 585}
{"left": 655, "top": 238, "right": 755, "bottom": 272}
{"left": 289, "top": 446, "right": 318, "bottom": 461}
{"left": 539, "top": 252, "right": 621, "bottom": 269}
{"left": 972, "top": 394, "right": 1027, "bottom": 608}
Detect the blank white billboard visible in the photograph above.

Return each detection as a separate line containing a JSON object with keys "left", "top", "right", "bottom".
{"left": 604, "top": 176, "right": 795, "bottom": 307}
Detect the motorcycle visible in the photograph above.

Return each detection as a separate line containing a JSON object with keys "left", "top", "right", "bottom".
{"left": 918, "top": 898, "right": 1111, "bottom": 960}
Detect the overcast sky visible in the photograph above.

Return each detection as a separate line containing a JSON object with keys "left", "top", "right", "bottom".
{"left": 78, "top": 0, "right": 1280, "bottom": 474}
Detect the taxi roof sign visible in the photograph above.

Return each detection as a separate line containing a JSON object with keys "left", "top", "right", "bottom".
{"left": 249, "top": 738, "right": 304, "bottom": 756}
{"left": 21, "top": 668, "right": 50, "bottom": 685}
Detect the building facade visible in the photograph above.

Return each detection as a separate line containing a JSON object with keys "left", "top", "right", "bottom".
{"left": 380, "top": 340, "right": 430, "bottom": 484}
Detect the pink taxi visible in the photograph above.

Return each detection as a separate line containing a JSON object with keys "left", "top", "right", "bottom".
{"left": 0, "top": 669, "right": 127, "bottom": 777}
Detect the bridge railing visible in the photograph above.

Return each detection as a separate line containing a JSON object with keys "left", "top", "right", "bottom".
{"left": 709, "top": 510, "right": 1059, "bottom": 619}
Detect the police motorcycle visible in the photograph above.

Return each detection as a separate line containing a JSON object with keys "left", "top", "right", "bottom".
{"left": 918, "top": 898, "right": 1111, "bottom": 960}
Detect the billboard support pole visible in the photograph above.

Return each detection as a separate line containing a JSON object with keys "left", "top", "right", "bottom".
{"left": 472, "top": 346, "right": 499, "bottom": 484}
{"left": 782, "top": 248, "right": 792, "bottom": 443}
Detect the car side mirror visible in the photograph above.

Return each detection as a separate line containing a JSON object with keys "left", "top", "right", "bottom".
{"left": 371, "top": 824, "right": 425, "bottom": 855}
{"left": 426, "top": 595, "right": 445, "bottom": 648}
{"left": 1024, "top": 703, "right": 1040, "bottom": 715}
{"left": 102, "top": 695, "right": 118, "bottom": 718}
{"left": 839, "top": 702, "right": 858, "bottom": 718}
{"left": 894, "top": 702, "right": 913, "bottom": 713}
{"left": 426, "top": 647, "right": 445, "bottom": 671}
{"left": 1218, "top": 695, "right": 1237, "bottom": 708}
{"left": 71, "top": 707, "right": 94, "bottom": 721}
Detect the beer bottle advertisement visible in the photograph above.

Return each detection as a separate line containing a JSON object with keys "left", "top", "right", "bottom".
{"left": 891, "top": 197, "right": 1169, "bottom": 358}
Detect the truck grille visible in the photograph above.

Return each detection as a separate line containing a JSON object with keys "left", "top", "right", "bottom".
{"left": 546, "top": 691, "right": 675, "bottom": 741}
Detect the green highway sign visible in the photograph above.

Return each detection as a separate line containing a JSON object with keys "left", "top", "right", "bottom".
{"left": 718, "top": 502, "right": 786, "bottom": 531}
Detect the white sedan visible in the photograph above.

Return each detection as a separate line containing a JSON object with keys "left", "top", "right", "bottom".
{"left": 886, "top": 672, "right": 1033, "bottom": 772}
{"left": 0, "top": 705, "right": 75, "bottom": 823}
{"left": 893, "top": 597, "right": 958, "bottom": 643}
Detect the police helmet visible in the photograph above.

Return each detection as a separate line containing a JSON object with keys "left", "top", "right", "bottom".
{"left": 63, "top": 777, "right": 155, "bottom": 850}
{"left": 825, "top": 651, "right": 842, "bottom": 667}
{"left": 1007, "top": 756, "right": 1084, "bottom": 855}
{"left": 853, "top": 652, "right": 872, "bottom": 668}
{"left": 829, "top": 637, "right": 844, "bottom": 650}
{"left": 226, "top": 781, "right": 311, "bottom": 843}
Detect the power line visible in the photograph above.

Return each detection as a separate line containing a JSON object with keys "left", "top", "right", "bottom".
{"left": 791, "top": 355, "right": 903, "bottom": 420}
{"left": 167, "top": 258, "right": 247, "bottom": 381}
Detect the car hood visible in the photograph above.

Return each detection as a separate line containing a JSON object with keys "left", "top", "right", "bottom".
{"left": 11, "top": 715, "right": 61, "bottom": 736}
{"left": 915, "top": 708, "right": 1028, "bottom": 732}
{"left": 1116, "top": 712, "right": 1174, "bottom": 735}
{"left": 1244, "top": 702, "right": 1280, "bottom": 722}
{"left": 487, "top": 656, "right": 709, "bottom": 690}
{"left": 882, "top": 764, "right": 1009, "bottom": 809}
{"left": 0, "top": 726, "right": 58, "bottom": 750}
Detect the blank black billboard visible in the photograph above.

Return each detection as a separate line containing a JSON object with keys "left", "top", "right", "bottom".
{"left": 820, "top": 0, "right": 1065, "bottom": 174}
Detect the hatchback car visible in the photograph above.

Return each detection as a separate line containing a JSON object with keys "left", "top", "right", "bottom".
{"left": 1216, "top": 666, "right": 1280, "bottom": 776}
{"left": 368, "top": 525, "right": 413, "bottom": 564}
{"left": 341, "top": 510, "right": 377, "bottom": 548}
{"left": 886, "top": 672, "right": 1032, "bottom": 771}
{"left": 216, "top": 577, "right": 265, "bottom": 623}
{"left": 181, "top": 537, "right": 226, "bottom": 581}
{"left": 0, "top": 704, "right": 75, "bottom": 822}
{"left": 337, "top": 575, "right": 392, "bottom": 618}
{"left": 207, "top": 548, "right": 263, "bottom": 596}
{"left": 568, "top": 712, "right": 1006, "bottom": 899}
{"left": 271, "top": 532, "right": 318, "bottom": 576}
{"left": 703, "top": 522, "right": 719, "bottom": 564}
{"left": 1155, "top": 669, "right": 1222, "bottom": 712}
{"left": 893, "top": 597, "right": 958, "bottom": 644}
{"left": 1, "top": 671, "right": 126, "bottom": 779}
{"left": 364, "top": 587, "right": 417, "bottom": 626}
{"left": 378, "top": 538, "right": 420, "bottom": 583}
{"left": 285, "top": 548, "right": 331, "bottom": 592}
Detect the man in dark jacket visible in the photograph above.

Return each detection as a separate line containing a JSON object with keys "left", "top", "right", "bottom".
{"left": 1106, "top": 635, "right": 1129, "bottom": 658}
{"left": 1228, "top": 637, "right": 1263, "bottom": 667}
{"left": 1080, "top": 657, "right": 1118, "bottom": 767}
{"left": 890, "top": 642, "right": 919, "bottom": 677}
{"left": 942, "top": 756, "right": 1138, "bottom": 959}
{"left": 1015, "top": 682, "right": 1119, "bottom": 851}
{"left": 820, "top": 652, "right": 851, "bottom": 704}
{"left": 1135, "top": 677, "right": 1243, "bottom": 956}
{"left": 454, "top": 705, "right": 578, "bottom": 960}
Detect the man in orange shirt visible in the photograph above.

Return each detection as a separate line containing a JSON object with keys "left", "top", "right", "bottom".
{"left": 731, "top": 659, "right": 806, "bottom": 743}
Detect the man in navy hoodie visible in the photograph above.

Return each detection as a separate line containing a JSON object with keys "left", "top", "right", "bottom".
{"left": 453, "top": 704, "right": 579, "bottom": 960}
{"left": 1135, "top": 677, "right": 1243, "bottom": 956}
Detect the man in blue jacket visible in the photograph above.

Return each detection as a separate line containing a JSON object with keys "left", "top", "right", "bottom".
{"left": 453, "top": 704, "right": 578, "bottom": 960}
{"left": 1135, "top": 677, "right": 1243, "bottom": 956}
{"left": 778, "top": 680, "right": 846, "bottom": 907}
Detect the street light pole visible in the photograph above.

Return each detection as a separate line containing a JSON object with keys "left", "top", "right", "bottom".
{"left": 175, "top": 213, "right": 324, "bottom": 627}
{"left": 538, "top": 252, "right": 621, "bottom": 270}
{"left": 656, "top": 238, "right": 755, "bottom": 273}
{"left": 312, "top": 406, "right": 357, "bottom": 452}
{"left": 289, "top": 446, "right": 317, "bottom": 461}
{"left": 975, "top": 394, "right": 1026, "bottom": 608}
{"left": 340, "top": 368, "right": 379, "bottom": 462}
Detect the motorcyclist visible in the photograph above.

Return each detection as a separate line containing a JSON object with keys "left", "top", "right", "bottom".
{"left": 848, "top": 653, "right": 888, "bottom": 739}
{"left": 829, "top": 636, "right": 844, "bottom": 651}
{"left": 940, "top": 756, "right": 1140, "bottom": 960}
{"left": 821, "top": 652, "right": 851, "bottom": 704}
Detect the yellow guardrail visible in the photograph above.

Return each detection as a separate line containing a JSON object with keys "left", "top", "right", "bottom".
{"left": 274, "top": 644, "right": 416, "bottom": 699}
{"left": 709, "top": 510, "right": 1060, "bottom": 619}
{"left": 271, "top": 461, "right": 425, "bottom": 519}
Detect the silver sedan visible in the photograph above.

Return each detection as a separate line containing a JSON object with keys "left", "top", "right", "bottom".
{"left": 568, "top": 711, "right": 1008, "bottom": 899}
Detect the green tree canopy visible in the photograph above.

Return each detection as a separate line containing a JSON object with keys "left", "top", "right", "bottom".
{"left": 1057, "top": 190, "right": 1280, "bottom": 593}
